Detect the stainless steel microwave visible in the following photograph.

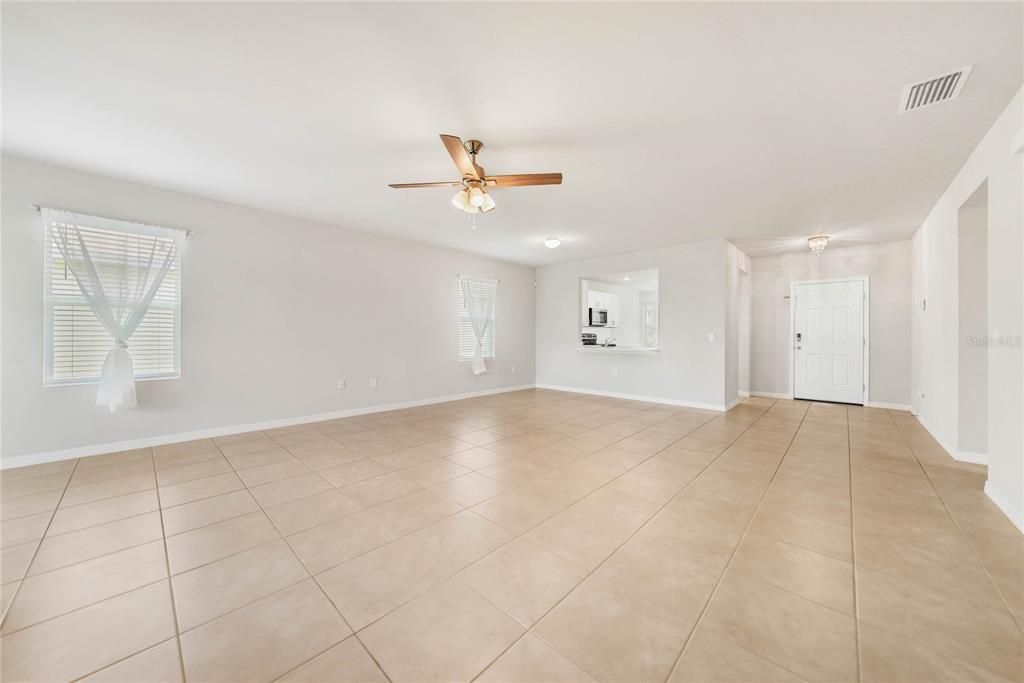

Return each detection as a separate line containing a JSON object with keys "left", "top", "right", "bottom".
{"left": 588, "top": 307, "right": 608, "bottom": 326}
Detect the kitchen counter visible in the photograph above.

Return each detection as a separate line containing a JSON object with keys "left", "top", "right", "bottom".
{"left": 576, "top": 346, "right": 659, "bottom": 355}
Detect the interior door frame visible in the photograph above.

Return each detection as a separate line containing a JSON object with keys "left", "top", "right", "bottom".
{"left": 788, "top": 276, "right": 870, "bottom": 405}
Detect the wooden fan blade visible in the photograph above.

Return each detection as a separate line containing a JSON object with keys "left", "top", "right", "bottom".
{"left": 440, "top": 134, "right": 480, "bottom": 180}
{"left": 388, "top": 181, "right": 463, "bottom": 189}
{"left": 484, "top": 173, "right": 563, "bottom": 187}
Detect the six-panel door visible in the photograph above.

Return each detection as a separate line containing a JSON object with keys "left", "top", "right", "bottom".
{"left": 793, "top": 280, "right": 865, "bottom": 404}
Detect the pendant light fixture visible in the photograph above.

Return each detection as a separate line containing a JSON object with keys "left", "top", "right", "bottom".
{"left": 808, "top": 235, "right": 829, "bottom": 255}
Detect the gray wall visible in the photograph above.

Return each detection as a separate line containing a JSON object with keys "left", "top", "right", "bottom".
{"left": 536, "top": 239, "right": 730, "bottom": 409}
{"left": 750, "top": 241, "right": 912, "bottom": 406}
{"left": 2, "top": 156, "right": 537, "bottom": 462}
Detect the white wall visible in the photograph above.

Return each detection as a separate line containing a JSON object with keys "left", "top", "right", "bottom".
{"left": 738, "top": 258, "right": 752, "bottom": 396}
{"left": 536, "top": 239, "right": 730, "bottom": 410}
{"left": 1, "top": 155, "right": 536, "bottom": 463}
{"left": 957, "top": 197, "right": 988, "bottom": 456}
{"left": 912, "top": 86, "right": 1023, "bottom": 530}
{"left": 750, "top": 241, "right": 912, "bottom": 406}
{"left": 724, "top": 242, "right": 748, "bottom": 405}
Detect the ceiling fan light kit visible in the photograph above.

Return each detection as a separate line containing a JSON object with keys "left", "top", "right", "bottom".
{"left": 468, "top": 187, "right": 486, "bottom": 207}
{"left": 390, "top": 134, "right": 562, "bottom": 224}
{"left": 451, "top": 189, "right": 471, "bottom": 212}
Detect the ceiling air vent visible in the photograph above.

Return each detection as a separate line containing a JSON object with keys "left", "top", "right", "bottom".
{"left": 900, "top": 66, "right": 972, "bottom": 113}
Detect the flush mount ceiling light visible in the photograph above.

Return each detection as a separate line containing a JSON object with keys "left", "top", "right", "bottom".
{"left": 543, "top": 237, "right": 561, "bottom": 249}
{"left": 808, "top": 235, "right": 829, "bottom": 255}
{"left": 389, "top": 135, "right": 563, "bottom": 215}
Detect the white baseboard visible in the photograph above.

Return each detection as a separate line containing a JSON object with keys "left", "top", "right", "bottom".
{"left": 914, "top": 414, "right": 987, "bottom": 465}
{"left": 865, "top": 401, "right": 912, "bottom": 411}
{"left": 1, "top": 384, "right": 537, "bottom": 470}
{"left": 955, "top": 450, "right": 988, "bottom": 465}
{"left": 534, "top": 384, "right": 728, "bottom": 412}
{"left": 724, "top": 398, "right": 742, "bottom": 410}
{"left": 985, "top": 481, "right": 1024, "bottom": 534}
{"left": 748, "top": 391, "right": 793, "bottom": 399}
{"left": 738, "top": 390, "right": 751, "bottom": 398}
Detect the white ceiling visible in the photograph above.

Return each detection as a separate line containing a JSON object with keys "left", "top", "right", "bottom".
{"left": 587, "top": 269, "right": 660, "bottom": 292}
{"left": 3, "top": 2, "right": 1021, "bottom": 267}
{"left": 729, "top": 220, "right": 923, "bottom": 258}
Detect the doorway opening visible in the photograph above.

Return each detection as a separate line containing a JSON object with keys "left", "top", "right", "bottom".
{"left": 957, "top": 181, "right": 988, "bottom": 459}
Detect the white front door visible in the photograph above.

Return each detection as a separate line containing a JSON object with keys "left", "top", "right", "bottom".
{"left": 793, "top": 279, "right": 865, "bottom": 404}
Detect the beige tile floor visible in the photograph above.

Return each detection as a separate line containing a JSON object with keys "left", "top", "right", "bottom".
{"left": 1, "top": 389, "right": 1022, "bottom": 682}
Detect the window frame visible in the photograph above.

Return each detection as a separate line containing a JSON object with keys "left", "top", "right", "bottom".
{"left": 42, "top": 215, "right": 184, "bottom": 387}
{"left": 457, "top": 275, "right": 497, "bottom": 362}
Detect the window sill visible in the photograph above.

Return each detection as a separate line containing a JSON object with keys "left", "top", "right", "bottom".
{"left": 44, "top": 374, "right": 181, "bottom": 387}
{"left": 576, "top": 346, "right": 659, "bottom": 355}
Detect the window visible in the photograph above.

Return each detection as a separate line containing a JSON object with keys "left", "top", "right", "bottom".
{"left": 457, "top": 276, "right": 497, "bottom": 360}
{"left": 643, "top": 302, "right": 659, "bottom": 348}
{"left": 44, "top": 213, "right": 183, "bottom": 385}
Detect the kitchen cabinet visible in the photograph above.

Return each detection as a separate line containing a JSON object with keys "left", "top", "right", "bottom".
{"left": 606, "top": 293, "right": 620, "bottom": 327}
{"left": 586, "top": 289, "right": 621, "bottom": 327}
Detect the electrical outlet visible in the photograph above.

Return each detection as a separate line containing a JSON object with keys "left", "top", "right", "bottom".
{"left": 511, "top": 365, "right": 516, "bottom": 373}
{"left": 369, "top": 377, "right": 377, "bottom": 388}
{"left": 336, "top": 379, "right": 346, "bottom": 391}
{"left": 612, "top": 368, "right": 618, "bottom": 377}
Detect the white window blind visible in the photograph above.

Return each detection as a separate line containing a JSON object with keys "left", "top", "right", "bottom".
{"left": 44, "top": 214, "right": 183, "bottom": 385}
{"left": 458, "top": 276, "right": 496, "bottom": 361}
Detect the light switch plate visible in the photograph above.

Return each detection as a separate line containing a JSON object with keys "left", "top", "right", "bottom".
{"left": 707, "top": 333, "right": 716, "bottom": 343}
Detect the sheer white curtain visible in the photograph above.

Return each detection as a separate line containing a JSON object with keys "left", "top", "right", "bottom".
{"left": 460, "top": 276, "right": 497, "bottom": 375}
{"left": 43, "top": 208, "right": 185, "bottom": 411}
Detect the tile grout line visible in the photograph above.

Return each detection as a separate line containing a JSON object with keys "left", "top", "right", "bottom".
{"left": 0, "top": 457, "right": 82, "bottom": 629}
{"left": 661, "top": 399, "right": 816, "bottom": 683}
{"left": 252, "top": 401, "right": 723, "bottom": 681}
{"left": 271, "top": 407, "right": 674, "bottom": 640}
{"left": 2, "top": 393, "right": 741, "bottom": 680}
{"left": 265, "top": 405, "right": 706, "bottom": 574}
{"left": 464, "top": 401, "right": 779, "bottom": 683}
{"left": 461, "top": 409, "right": 735, "bottom": 681}
{"left": 10, "top": 459, "right": 506, "bottom": 624}
{"left": 0, "top": 404, "right": 711, "bottom": 641}
{"left": 150, "top": 448, "right": 187, "bottom": 683}
{"left": 227, "top": 440, "right": 396, "bottom": 683}
{"left": 68, "top": 637, "right": 181, "bottom": 683}
{"left": 887, "top": 410, "right": 1024, "bottom": 640}
{"left": 847, "top": 405, "right": 862, "bottom": 683}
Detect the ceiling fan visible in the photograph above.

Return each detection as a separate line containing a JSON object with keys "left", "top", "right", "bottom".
{"left": 389, "top": 134, "right": 562, "bottom": 214}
